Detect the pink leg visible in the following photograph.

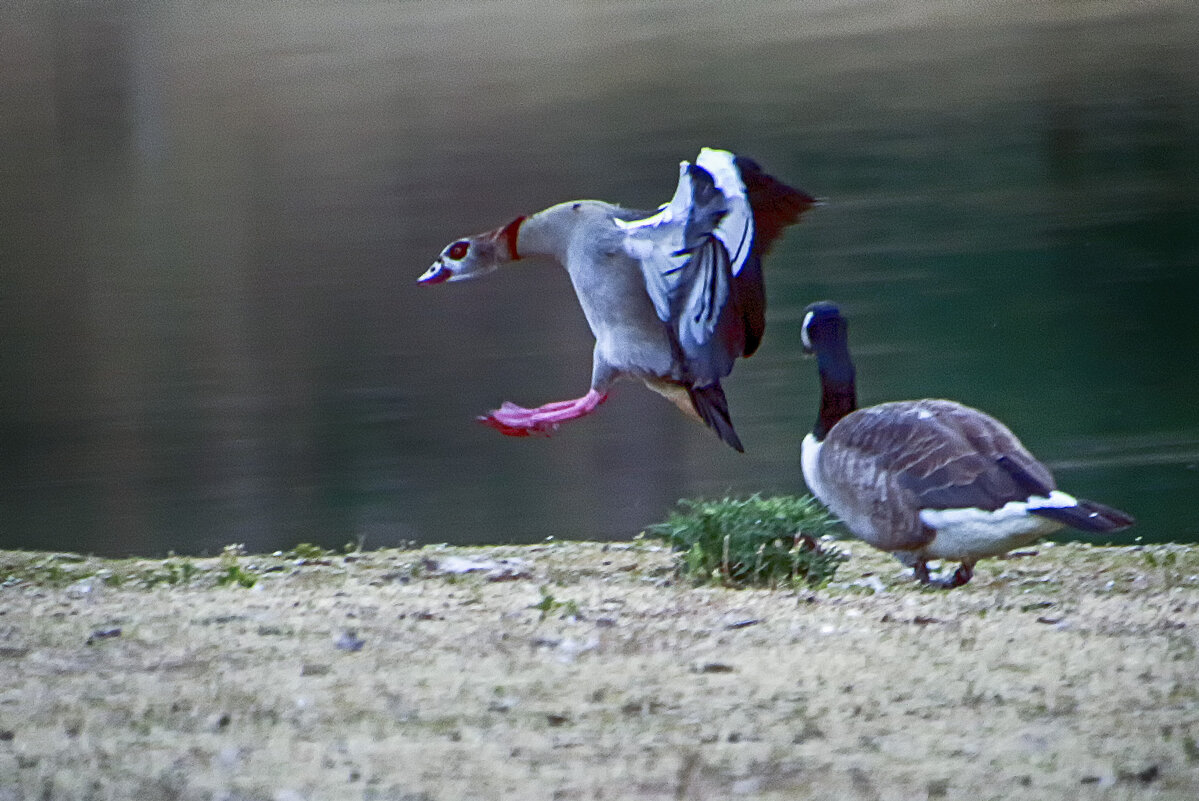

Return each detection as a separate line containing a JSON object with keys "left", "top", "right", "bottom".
{"left": 479, "top": 389, "right": 608, "bottom": 437}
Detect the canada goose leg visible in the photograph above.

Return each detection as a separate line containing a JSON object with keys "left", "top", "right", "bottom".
{"left": 949, "top": 561, "right": 975, "bottom": 587}
{"left": 478, "top": 389, "right": 608, "bottom": 437}
{"left": 913, "top": 559, "right": 975, "bottom": 589}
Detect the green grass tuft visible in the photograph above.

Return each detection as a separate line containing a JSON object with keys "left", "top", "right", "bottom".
{"left": 286, "top": 542, "right": 333, "bottom": 560}
{"left": 647, "top": 494, "right": 846, "bottom": 588}
{"left": 216, "top": 544, "right": 257, "bottom": 588}
{"left": 216, "top": 565, "right": 257, "bottom": 589}
{"left": 532, "top": 586, "right": 581, "bottom": 620}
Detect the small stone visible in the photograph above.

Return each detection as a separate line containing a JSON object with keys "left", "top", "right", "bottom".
{"left": 86, "top": 627, "right": 121, "bottom": 645}
{"left": 1119, "top": 765, "right": 1160, "bottom": 784}
{"left": 335, "top": 631, "right": 365, "bottom": 652}
{"left": 488, "top": 698, "right": 516, "bottom": 713}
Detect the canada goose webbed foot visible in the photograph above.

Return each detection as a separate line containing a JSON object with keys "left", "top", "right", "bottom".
{"left": 913, "top": 560, "right": 974, "bottom": 589}
{"left": 478, "top": 390, "right": 607, "bottom": 437}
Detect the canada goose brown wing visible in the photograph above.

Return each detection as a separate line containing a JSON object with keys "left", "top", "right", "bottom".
{"left": 818, "top": 405, "right": 942, "bottom": 552}
{"left": 821, "top": 400, "right": 1056, "bottom": 552}
{"left": 896, "top": 400, "right": 1057, "bottom": 509}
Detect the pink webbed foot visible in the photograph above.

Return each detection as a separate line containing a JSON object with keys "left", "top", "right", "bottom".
{"left": 478, "top": 389, "right": 607, "bottom": 438}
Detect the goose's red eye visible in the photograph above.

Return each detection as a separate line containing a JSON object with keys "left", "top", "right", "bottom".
{"left": 447, "top": 241, "right": 469, "bottom": 260}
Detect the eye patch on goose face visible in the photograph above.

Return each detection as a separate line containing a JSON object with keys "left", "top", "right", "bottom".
{"left": 801, "top": 310, "right": 815, "bottom": 351}
{"left": 447, "top": 241, "right": 469, "bottom": 260}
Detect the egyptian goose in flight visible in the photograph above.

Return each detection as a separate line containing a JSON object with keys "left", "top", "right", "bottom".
{"left": 418, "top": 148, "right": 815, "bottom": 451}
{"left": 799, "top": 301, "right": 1134, "bottom": 587}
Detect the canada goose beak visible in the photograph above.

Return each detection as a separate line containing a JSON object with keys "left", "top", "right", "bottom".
{"left": 417, "top": 260, "right": 453, "bottom": 285}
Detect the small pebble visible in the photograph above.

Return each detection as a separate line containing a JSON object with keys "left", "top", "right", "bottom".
{"left": 335, "top": 630, "right": 365, "bottom": 652}
{"left": 86, "top": 627, "right": 121, "bottom": 645}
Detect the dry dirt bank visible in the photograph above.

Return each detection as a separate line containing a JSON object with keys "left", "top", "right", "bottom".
{"left": 1, "top": 540, "right": 1198, "bottom": 800}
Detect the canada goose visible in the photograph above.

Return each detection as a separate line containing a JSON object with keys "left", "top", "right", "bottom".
{"left": 417, "top": 148, "right": 815, "bottom": 451}
{"left": 799, "top": 301, "right": 1134, "bottom": 587}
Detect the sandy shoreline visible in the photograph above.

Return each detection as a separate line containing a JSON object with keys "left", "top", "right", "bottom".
{"left": 2, "top": 540, "right": 1198, "bottom": 800}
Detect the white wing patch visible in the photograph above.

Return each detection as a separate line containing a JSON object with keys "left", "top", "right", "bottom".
{"left": 695, "top": 148, "right": 753, "bottom": 276}
{"left": 616, "top": 149, "right": 754, "bottom": 337}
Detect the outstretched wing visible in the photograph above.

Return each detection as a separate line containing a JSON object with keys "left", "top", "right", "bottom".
{"left": 733, "top": 155, "right": 816, "bottom": 355}
{"left": 617, "top": 149, "right": 753, "bottom": 386}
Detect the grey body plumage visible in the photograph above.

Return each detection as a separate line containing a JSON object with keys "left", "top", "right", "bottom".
{"left": 419, "top": 149, "right": 815, "bottom": 451}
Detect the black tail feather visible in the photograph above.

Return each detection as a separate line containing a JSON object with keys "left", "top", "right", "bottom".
{"left": 1032, "top": 499, "right": 1135, "bottom": 533}
{"left": 688, "top": 382, "right": 744, "bottom": 452}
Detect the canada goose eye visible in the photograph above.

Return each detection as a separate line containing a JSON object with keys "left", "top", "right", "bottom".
{"left": 447, "top": 241, "right": 469, "bottom": 260}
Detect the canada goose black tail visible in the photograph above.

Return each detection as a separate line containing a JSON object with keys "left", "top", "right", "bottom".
{"left": 689, "top": 383, "right": 744, "bottom": 453}
{"left": 1032, "top": 499, "right": 1135, "bottom": 533}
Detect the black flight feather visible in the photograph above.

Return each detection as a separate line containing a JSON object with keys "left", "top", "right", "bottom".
{"left": 1032, "top": 499, "right": 1135, "bottom": 533}
{"left": 687, "top": 382, "right": 744, "bottom": 453}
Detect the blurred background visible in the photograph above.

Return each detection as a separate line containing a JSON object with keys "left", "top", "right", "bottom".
{"left": 1, "top": 0, "right": 1196, "bottom": 556}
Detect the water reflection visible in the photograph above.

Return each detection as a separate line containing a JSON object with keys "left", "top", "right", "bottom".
{"left": 1, "top": 1, "right": 1196, "bottom": 555}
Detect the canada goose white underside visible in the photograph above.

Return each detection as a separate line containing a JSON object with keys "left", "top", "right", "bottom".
{"left": 800, "top": 433, "right": 827, "bottom": 499}
{"left": 916, "top": 492, "right": 1076, "bottom": 560}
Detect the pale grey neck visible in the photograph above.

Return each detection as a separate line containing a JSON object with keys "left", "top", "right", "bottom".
{"left": 514, "top": 203, "right": 581, "bottom": 264}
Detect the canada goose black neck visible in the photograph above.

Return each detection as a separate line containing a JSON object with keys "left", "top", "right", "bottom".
{"left": 803, "top": 304, "right": 857, "bottom": 441}
{"left": 814, "top": 340, "right": 857, "bottom": 440}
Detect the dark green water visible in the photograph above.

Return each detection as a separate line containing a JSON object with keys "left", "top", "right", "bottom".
{"left": 2, "top": 1, "right": 1196, "bottom": 556}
